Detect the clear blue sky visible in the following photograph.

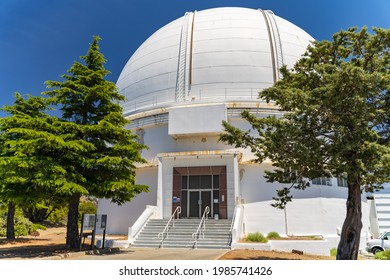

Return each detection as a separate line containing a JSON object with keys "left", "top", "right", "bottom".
{"left": 0, "top": 0, "right": 389, "bottom": 117}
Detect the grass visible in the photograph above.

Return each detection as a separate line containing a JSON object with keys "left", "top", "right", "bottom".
{"left": 242, "top": 231, "right": 324, "bottom": 243}
{"left": 267, "top": 232, "right": 281, "bottom": 240}
{"left": 330, "top": 248, "right": 337, "bottom": 257}
{"left": 245, "top": 232, "right": 268, "bottom": 243}
{"left": 374, "top": 250, "right": 390, "bottom": 260}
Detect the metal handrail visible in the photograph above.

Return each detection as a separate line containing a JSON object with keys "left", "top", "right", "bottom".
{"left": 158, "top": 206, "right": 181, "bottom": 248}
{"left": 192, "top": 206, "right": 210, "bottom": 249}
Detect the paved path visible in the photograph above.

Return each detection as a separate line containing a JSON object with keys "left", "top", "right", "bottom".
{"left": 70, "top": 248, "right": 229, "bottom": 260}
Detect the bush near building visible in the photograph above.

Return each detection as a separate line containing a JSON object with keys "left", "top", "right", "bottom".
{"left": 245, "top": 232, "right": 268, "bottom": 243}
{"left": 374, "top": 250, "right": 390, "bottom": 260}
{"left": 267, "top": 232, "right": 281, "bottom": 239}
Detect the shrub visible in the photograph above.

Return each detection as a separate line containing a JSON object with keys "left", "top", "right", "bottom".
{"left": 78, "top": 200, "right": 97, "bottom": 223}
{"left": 0, "top": 216, "right": 6, "bottom": 237}
{"left": 267, "top": 232, "right": 281, "bottom": 239}
{"left": 46, "top": 206, "right": 68, "bottom": 225}
{"left": 374, "top": 250, "right": 390, "bottom": 260}
{"left": 330, "top": 248, "right": 337, "bottom": 257}
{"left": 245, "top": 232, "right": 268, "bottom": 243}
{"left": 14, "top": 215, "right": 32, "bottom": 237}
{"left": 31, "top": 223, "right": 47, "bottom": 232}
{"left": 0, "top": 207, "right": 35, "bottom": 237}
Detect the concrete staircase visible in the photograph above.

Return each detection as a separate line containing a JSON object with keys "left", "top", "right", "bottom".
{"left": 374, "top": 194, "right": 390, "bottom": 234}
{"left": 131, "top": 219, "right": 232, "bottom": 249}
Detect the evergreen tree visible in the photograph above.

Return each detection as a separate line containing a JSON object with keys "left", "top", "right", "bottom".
{"left": 44, "top": 36, "right": 148, "bottom": 249}
{"left": 220, "top": 27, "right": 390, "bottom": 260}
{"left": 0, "top": 93, "right": 88, "bottom": 238}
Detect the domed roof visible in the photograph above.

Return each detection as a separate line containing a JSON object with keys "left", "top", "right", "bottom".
{"left": 118, "top": 7, "right": 314, "bottom": 116}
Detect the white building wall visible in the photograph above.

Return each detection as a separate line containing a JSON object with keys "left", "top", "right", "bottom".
{"left": 239, "top": 162, "right": 352, "bottom": 202}
{"left": 239, "top": 163, "right": 371, "bottom": 243}
{"left": 140, "top": 123, "right": 233, "bottom": 162}
{"left": 242, "top": 197, "right": 371, "bottom": 250}
{"left": 97, "top": 167, "right": 158, "bottom": 234}
{"left": 168, "top": 104, "right": 227, "bottom": 137}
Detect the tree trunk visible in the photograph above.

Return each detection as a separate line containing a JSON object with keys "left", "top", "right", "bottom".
{"left": 336, "top": 176, "right": 362, "bottom": 260}
{"left": 6, "top": 202, "right": 16, "bottom": 240}
{"left": 66, "top": 193, "right": 81, "bottom": 249}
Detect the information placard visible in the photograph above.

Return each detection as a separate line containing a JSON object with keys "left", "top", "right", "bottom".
{"left": 82, "top": 214, "right": 96, "bottom": 231}
{"left": 96, "top": 214, "right": 107, "bottom": 230}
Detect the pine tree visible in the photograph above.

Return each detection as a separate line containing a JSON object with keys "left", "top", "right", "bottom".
{"left": 44, "top": 36, "right": 148, "bottom": 249}
{"left": 0, "top": 93, "right": 86, "bottom": 238}
{"left": 220, "top": 27, "right": 390, "bottom": 259}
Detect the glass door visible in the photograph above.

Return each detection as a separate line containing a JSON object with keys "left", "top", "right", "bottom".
{"left": 189, "top": 191, "right": 200, "bottom": 218}
{"left": 200, "top": 191, "right": 212, "bottom": 218}
{"left": 181, "top": 174, "right": 220, "bottom": 218}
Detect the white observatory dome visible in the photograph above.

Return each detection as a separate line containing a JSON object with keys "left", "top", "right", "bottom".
{"left": 118, "top": 7, "right": 314, "bottom": 116}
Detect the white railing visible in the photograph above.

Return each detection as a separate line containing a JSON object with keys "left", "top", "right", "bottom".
{"left": 122, "top": 87, "right": 267, "bottom": 115}
{"left": 192, "top": 206, "right": 210, "bottom": 249}
{"left": 230, "top": 205, "right": 244, "bottom": 246}
{"left": 128, "top": 205, "right": 158, "bottom": 244}
{"left": 158, "top": 206, "right": 181, "bottom": 248}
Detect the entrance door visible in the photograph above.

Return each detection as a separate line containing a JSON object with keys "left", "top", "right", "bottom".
{"left": 173, "top": 166, "right": 227, "bottom": 219}
{"left": 189, "top": 191, "right": 200, "bottom": 218}
{"left": 188, "top": 190, "right": 212, "bottom": 218}
{"left": 200, "top": 191, "right": 212, "bottom": 218}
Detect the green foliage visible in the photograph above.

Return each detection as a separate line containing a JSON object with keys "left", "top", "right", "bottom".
{"left": 221, "top": 27, "right": 390, "bottom": 207}
{"left": 0, "top": 93, "right": 86, "bottom": 238}
{"left": 78, "top": 199, "right": 97, "bottom": 222}
{"left": 267, "top": 232, "right": 281, "bottom": 239}
{"left": 43, "top": 36, "right": 148, "bottom": 203}
{"left": 31, "top": 223, "right": 47, "bottom": 232}
{"left": 42, "top": 36, "right": 148, "bottom": 248}
{"left": 46, "top": 206, "right": 68, "bottom": 225}
{"left": 245, "top": 232, "right": 268, "bottom": 243}
{"left": 0, "top": 205, "right": 32, "bottom": 237}
{"left": 220, "top": 27, "right": 390, "bottom": 259}
{"left": 0, "top": 94, "right": 88, "bottom": 206}
{"left": 374, "top": 250, "right": 390, "bottom": 260}
{"left": 330, "top": 248, "right": 337, "bottom": 257}
{"left": 0, "top": 216, "right": 6, "bottom": 237}
{"left": 0, "top": 36, "right": 148, "bottom": 248}
{"left": 13, "top": 212, "right": 32, "bottom": 237}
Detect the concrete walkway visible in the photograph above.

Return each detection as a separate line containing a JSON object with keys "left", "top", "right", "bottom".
{"left": 70, "top": 248, "right": 229, "bottom": 260}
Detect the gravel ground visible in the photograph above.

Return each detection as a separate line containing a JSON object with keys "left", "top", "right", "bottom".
{"left": 1, "top": 226, "right": 366, "bottom": 260}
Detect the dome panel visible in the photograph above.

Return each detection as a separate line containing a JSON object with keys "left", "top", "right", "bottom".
{"left": 193, "top": 66, "right": 274, "bottom": 85}
{"left": 194, "top": 38, "right": 269, "bottom": 53}
{"left": 117, "top": 7, "right": 315, "bottom": 116}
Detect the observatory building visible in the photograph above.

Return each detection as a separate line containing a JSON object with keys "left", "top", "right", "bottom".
{"left": 98, "top": 7, "right": 382, "bottom": 252}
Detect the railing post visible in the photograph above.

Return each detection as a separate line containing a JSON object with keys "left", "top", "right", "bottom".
{"left": 192, "top": 206, "right": 210, "bottom": 249}
{"left": 158, "top": 206, "right": 181, "bottom": 249}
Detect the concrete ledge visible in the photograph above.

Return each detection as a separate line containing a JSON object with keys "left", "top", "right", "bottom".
{"left": 269, "top": 240, "right": 332, "bottom": 256}
{"left": 232, "top": 239, "right": 333, "bottom": 256}
{"left": 96, "top": 239, "right": 130, "bottom": 248}
{"left": 231, "top": 242, "right": 271, "bottom": 251}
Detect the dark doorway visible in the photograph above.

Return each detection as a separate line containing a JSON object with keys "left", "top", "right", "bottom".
{"left": 173, "top": 166, "right": 227, "bottom": 219}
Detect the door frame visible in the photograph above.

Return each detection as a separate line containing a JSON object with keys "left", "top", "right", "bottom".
{"left": 172, "top": 166, "right": 227, "bottom": 219}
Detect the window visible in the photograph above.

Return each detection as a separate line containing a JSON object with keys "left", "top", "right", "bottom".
{"left": 312, "top": 177, "right": 332, "bottom": 186}
{"left": 337, "top": 177, "right": 348, "bottom": 188}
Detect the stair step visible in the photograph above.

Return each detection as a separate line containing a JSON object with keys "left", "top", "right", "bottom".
{"left": 132, "top": 218, "right": 232, "bottom": 250}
